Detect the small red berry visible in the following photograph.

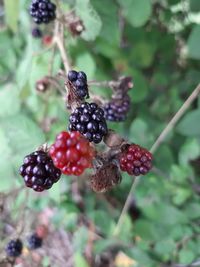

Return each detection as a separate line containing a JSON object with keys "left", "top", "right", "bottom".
{"left": 49, "top": 131, "right": 95, "bottom": 176}
{"left": 42, "top": 35, "right": 53, "bottom": 46}
{"left": 119, "top": 144, "right": 153, "bottom": 176}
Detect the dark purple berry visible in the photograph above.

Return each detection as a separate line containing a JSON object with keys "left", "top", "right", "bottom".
{"left": 5, "top": 239, "right": 23, "bottom": 257}
{"left": 69, "top": 102, "right": 108, "bottom": 143}
{"left": 32, "top": 27, "right": 42, "bottom": 38}
{"left": 68, "top": 70, "right": 78, "bottom": 82}
{"left": 27, "top": 233, "right": 43, "bottom": 250}
{"left": 67, "top": 70, "right": 89, "bottom": 99}
{"left": 19, "top": 150, "right": 61, "bottom": 192}
{"left": 29, "top": 0, "right": 56, "bottom": 24}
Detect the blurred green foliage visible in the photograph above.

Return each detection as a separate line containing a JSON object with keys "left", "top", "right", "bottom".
{"left": 0, "top": 0, "right": 200, "bottom": 266}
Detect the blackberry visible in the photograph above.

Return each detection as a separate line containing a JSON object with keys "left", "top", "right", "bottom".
{"left": 103, "top": 95, "right": 130, "bottom": 122}
{"left": 29, "top": 0, "right": 56, "bottom": 24}
{"left": 5, "top": 239, "right": 23, "bottom": 257}
{"left": 19, "top": 150, "right": 61, "bottom": 192}
{"left": 27, "top": 233, "right": 43, "bottom": 250}
{"left": 69, "top": 102, "right": 108, "bottom": 144}
{"left": 32, "top": 27, "right": 42, "bottom": 38}
{"left": 67, "top": 70, "right": 89, "bottom": 99}
{"left": 120, "top": 144, "right": 153, "bottom": 176}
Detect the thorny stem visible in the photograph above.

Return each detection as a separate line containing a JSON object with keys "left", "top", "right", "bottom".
{"left": 113, "top": 83, "right": 200, "bottom": 236}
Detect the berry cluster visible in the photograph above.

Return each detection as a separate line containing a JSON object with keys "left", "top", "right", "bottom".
{"left": 30, "top": 0, "right": 56, "bottom": 24}
{"left": 69, "top": 103, "right": 108, "bottom": 143}
{"left": 19, "top": 150, "right": 61, "bottom": 192}
{"left": 27, "top": 233, "right": 43, "bottom": 250}
{"left": 5, "top": 239, "right": 23, "bottom": 258}
{"left": 49, "top": 131, "right": 94, "bottom": 176}
{"left": 103, "top": 95, "right": 131, "bottom": 122}
{"left": 67, "top": 70, "right": 89, "bottom": 99}
{"left": 120, "top": 144, "right": 153, "bottom": 176}
{"left": 32, "top": 27, "right": 42, "bottom": 38}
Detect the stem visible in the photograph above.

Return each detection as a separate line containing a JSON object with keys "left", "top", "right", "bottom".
{"left": 54, "top": 20, "right": 71, "bottom": 74}
{"left": 113, "top": 83, "right": 200, "bottom": 236}
{"left": 151, "top": 84, "right": 200, "bottom": 154}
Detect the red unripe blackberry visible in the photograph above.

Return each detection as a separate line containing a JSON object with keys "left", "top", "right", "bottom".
{"left": 119, "top": 144, "right": 153, "bottom": 176}
{"left": 5, "top": 239, "right": 23, "bottom": 257}
{"left": 27, "top": 233, "right": 42, "bottom": 250}
{"left": 49, "top": 131, "right": 95, "bottom": 176}
{"left": 69, "top": 102, "right": 108, "bottom": 143}
{"left": 19, "top": 150, "right": 61, "bottom": 192}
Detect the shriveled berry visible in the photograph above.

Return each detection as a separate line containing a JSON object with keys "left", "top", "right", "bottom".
{"left": 32, "top": 27, "right": 42, "bottom": 38}
{"left": 119, "top": 144, "right": 152, "bottom": 176}
{"left": 69, "top": 102, "right": 108, "bottom": 143}
{"left": 5, "top": 239, "right": 23, "bottom": 257}
{"left": 27, "top": 233, "right": 42, "bottom": 250}
{"left": 19, "top": 150, "right": 61, "bottom": 192}
{"left": 49, "top": 131, "right": 95, "bottom": 176}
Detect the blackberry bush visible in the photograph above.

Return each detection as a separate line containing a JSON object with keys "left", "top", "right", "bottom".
{"left": 49, "top": 131, "right": 95, "bottom": 176}
{"left": 19, "top": 150, "right": 61, "bottom": 192}
{"left": 5, "top": 239, "right": 23, "bottom": 257}
{"left": 67, "top": 70, "right": 89, "bottom": 99}
{"left": 103, "top": 95, "right": 131, "bottom": 122}
{"left": 29, "top": 0, "right": 56, "bottom": 24}
{"left": 69, "top": 102, "right": 108, "bottom": 143}
{"left": 27, "top": 233, "right": 43, "bottom": 250}
{"left": 119, "top": 144, "right": 153, "bottom": 176}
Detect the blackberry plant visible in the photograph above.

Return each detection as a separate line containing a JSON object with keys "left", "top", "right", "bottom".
{"left": 29, "top": 0, "right": 56, "bottom": 24}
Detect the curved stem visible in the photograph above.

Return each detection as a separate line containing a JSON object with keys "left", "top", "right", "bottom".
{"left": 113, "top": 83, "right": 200, "bottom": 236}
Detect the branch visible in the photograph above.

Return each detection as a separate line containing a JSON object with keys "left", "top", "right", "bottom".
{"left": 113, "top": 83, "right": 200, "bottom": 236}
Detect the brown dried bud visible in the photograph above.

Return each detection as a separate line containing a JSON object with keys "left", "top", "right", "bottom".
{"left": 36, "top": 77, "right": 49, "bottom": 92}
{"left": 65, "top": 11, "right": 85, "bottom": 37}
{"left": 90, "top": 162, "right": 122, "bottom": 193}
{"left": 103, "top": 129, "right": 125, "bottom": 149}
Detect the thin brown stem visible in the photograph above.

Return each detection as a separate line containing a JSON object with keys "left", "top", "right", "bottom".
{"left": 113, "top": 83, "right": 200, "bottom": 236}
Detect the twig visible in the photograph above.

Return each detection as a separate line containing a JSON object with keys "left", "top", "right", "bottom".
{"left": 113, "top": 83, "right": 200, "bottom": 236}
{"left": 54, "top": 18, "right": 71, "bottom": 73}
{"left": 151, "top": 83, "right": 200, "bottom": 154}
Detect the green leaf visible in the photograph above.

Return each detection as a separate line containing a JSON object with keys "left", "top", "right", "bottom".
{"left": 190, "top": 0, "right": 200, "bottom": 12}
{"left": 177, "top": 109, "right": 200, "bottom": 136}
{"left": 75, "top": 0, "right": 102, "bottom": 41}
{"left": 74, "top": 253, "right": 89, "bottom": 267}
{"left": 0, "top": 114, "right": 45, "bottom": 169}
{"left": 179, "top": 249, "right": 195, "bottom": 265}
{"left": 76, "top": 53, "right": 96, "bottom": 79}
{"left": 129, "top": 70, "right": 148, "bottom": 102}
{"left": 117, "top": 0, "right": 152, "bottom": 27}
{"left": 4, "top": 0, "right": 20, "bottom": 32}
{"left": 0, "top": 84, "right": 20, "bottom": 118}
{"left": 130, "top": 118, "right": 153, "bottom": 146}
{"left": 179, "top": 138, "right": 200, "bottom": 165}
{"left": 187, "top": 25, "right": 200, "bottom": 60}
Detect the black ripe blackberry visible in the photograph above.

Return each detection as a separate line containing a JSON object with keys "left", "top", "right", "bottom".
{"left": 27, "top": 233, "right": 43, "bottom": 250}
{"left": 69, "top": 102, "right": 108, "bottom": 144}
{"left": 5, "top": 239, "right": 23, "bottom": 257}
{"left": 19, "top": 150, "right": 61, "bottom": 192}
{"left": 67, "top": 70, "right": 89, "bottom": 99}
{"left": 32, "top": 27, "right": 42, "bottom": 38}
{"left": 29, "top": 0, "right": 56, "bottom": 24}
{"left": 103, "top": 95, "right": 130, "bottom": 122}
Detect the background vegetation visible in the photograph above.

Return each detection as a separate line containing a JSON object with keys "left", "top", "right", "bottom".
{"left": 0, "top": 0, "right": 200, "bottom": 266}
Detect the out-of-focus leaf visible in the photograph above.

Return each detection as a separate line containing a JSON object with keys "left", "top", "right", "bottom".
{"left": 179, "top": 249, "right": 195, "bottom": 265}
{"left": 129, "top": 70, "right": 148, "bottom": 102}
{"left": 117, "top": 0, "right": 152, "bottom": 27}
{"left": 0, "top": 84, "right": 20, "bottom": 117}
{"left": 75, "top": 0, "right": 102, "bottom": 41}
{"left": 187, "top": 25, "right": 200, "bottom": 60}
{"left": 74, "top": 253, "right": 89, "bottom": 267}
{"left": 179, "top": 138, "right": 200, "bottom": 165}
{"left": 76, "top": 53, "right": 96, "bottom": 79}
{"left": 190, "top": 0, "right": 200, "bottom": 12}
{"left": 177, "top": 109, "right": 200, "bottom": 136}
{"left": 4, "top": 0, "right": 20, "bottom": 32}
